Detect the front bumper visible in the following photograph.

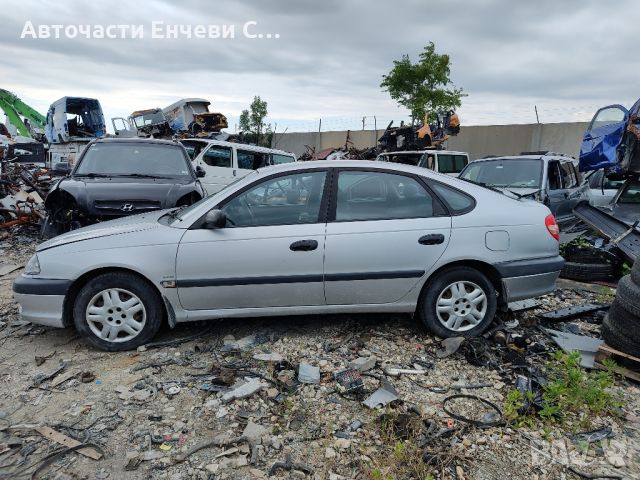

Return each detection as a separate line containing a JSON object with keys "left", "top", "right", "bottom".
{"left": 13, "top": 276, "right": 71, "bottom": 328}
{"left": 495, "top": 255, "right": 564, "bottom": 303}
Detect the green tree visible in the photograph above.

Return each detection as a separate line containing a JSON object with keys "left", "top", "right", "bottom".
{"left": 381, "top": 42, "right": 465, "bottom": 124}
{"left": 239, "top": 96, "right": 270, "bottom": 145}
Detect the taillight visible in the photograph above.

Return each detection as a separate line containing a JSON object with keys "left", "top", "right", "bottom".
{"left": 545, "top": 214, "right": 560, "bottom": 241}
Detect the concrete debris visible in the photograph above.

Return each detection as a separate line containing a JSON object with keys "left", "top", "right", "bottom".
{"left": 253, "top": 352, "right": 284, "bottom": 362}
{"left": 221, "top": 377, "right": 266, "bottom": 403}
{"left": 242, "top": 420, "right": 270, "bottom": 444}
{"left": 297, "top": 362, "right": 320, "bottom": 384}
{"left": 348, "top": 355, "right": 376, "bottom": 372}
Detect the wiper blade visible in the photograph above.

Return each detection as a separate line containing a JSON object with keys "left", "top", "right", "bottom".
{"left": 74, "top": 173, "right": 111, "bottom": 178}
{"left": 460, "top": 178, "right": 505, "bottom": 195}
{"left": 114, "top": 173, "right": 165, "bottom": 178}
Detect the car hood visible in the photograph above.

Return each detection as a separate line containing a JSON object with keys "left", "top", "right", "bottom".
{"left": 37, "top": 209, "right": 170, "bottom": 251}
{"left": 48, "top": 176, "right": 198, "bottom": 215}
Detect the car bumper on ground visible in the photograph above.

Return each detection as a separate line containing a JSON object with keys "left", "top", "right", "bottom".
{"left": 13, "top": 276, "right": 71, "bottom": 328}
{"left": 495, "top": 255, "right": 565, "bottom": 302}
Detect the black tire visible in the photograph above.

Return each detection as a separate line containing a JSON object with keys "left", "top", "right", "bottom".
{"left": 602, "top": 312, "right": 640, "bottom": 358}
{"left": 73, "top": 272, "right": 164, "bottom": 351}
{"left": 418, "top": 267, "right": 497, "bottom": 338}
{"left": 615, "top": 275, "right": 640, "bottom": 318}
{"left": 631, "top": 260, "right": 640, "bottom": 285}
{"left": 605, "top": 300, "right": 640, "bottom": 341}
{"left": 560, "top": 261, "right": 616, "bottom": 282}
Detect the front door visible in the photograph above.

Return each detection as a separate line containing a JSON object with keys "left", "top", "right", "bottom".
{"left": 324, "top": 170, "right": 451, "bottom": 305}
{"left": 579, "top": 105, "right": 629, "bottom": 172}
{"left": 176, "top": 170, "right": 329, "bottom": 310}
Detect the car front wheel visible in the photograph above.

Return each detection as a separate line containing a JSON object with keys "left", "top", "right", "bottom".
{"left": 73, "top": 272, "right": 163, "bottom": 351}
{"left": 418, "top": 266, "right": 497, "bottom": 338}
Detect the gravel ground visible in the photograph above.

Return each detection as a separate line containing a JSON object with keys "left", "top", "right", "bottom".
{"left": 0, "top": 235, "right": 639, "bottom": 480}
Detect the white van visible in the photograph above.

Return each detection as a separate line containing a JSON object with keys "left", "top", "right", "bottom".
{"left": 180, "top": 139, "right": 296, "bottom": 194}
{"left": 375, "top": 150, "right": 469, "bottom": 177}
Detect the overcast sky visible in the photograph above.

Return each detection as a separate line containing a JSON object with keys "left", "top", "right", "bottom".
{"left": 1, "top": 0, "right": 638, "bottom": 133}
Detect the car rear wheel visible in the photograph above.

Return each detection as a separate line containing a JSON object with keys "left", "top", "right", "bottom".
{"left": 73, "top": 272, "right": 163, "bottom": 351}
{"left": 418, "top": 267, "right": 497, "bottom": 338}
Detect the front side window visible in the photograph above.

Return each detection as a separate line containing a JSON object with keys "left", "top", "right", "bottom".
{"left": 221, "top": 171, "right": 327, "bottom": 227}
{"left": 237, "top": 150, "right": 269, "bottom": 170}
{"left": 335, "top": 171, "right": 435, "bottom": 221}
{"left": 590, "top": 107, "right": 626, "bottom": 131}
{"left": 560, "top": 161, "right": 578, "bottom": 189}
{"left": 203, "top": 145, "right": 232, "bottom": 168}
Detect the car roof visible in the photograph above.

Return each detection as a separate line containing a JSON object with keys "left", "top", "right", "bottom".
{"left": 377, "top": 150, "right": 468, "bottom": 156}
{"left": 94, "top": 137, "right": 181, "bottom": 146}
{"left": 469, "top": 154, "right": 571, "bottom": 164}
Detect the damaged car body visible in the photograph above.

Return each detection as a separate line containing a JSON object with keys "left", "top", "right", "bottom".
{"left": 45, "top": 97, "right": 105, "bottom": 144}
{"left": 42, "top": 138, "right": 205, "bottom": 236}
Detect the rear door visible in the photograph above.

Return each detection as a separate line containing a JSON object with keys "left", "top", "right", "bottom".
{"left": 236, "top": 148, "right": 270, "bottom": 179}
{"left": 324, "top": 169, "right": 451, "bottom": 305}
{"left": 579, "top": 105, "right": 629, "bottom": 172}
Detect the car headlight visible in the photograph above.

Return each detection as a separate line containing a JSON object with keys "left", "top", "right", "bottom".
{"left": 24, "top": 254, "right": 41, "bottom": 275}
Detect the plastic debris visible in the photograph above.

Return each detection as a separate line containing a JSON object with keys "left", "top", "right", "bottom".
{"left": 363, "top": 380, "right": 399, "bottom": 408}
{"left": 348, "top": 356, "right": 376, "bottom": 372}
{"left": 221, "top": 377, "right": 265, "bottom": 403}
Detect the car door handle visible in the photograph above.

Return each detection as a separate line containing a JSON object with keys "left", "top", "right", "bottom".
{"left": 418, "top": 234, "right": 445, "bottom": 245}
{"left": 290, "top": 239, "right": 318, "bottom": 251}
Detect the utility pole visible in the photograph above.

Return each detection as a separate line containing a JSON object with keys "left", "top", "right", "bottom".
{"left": 534, "top": 105, "right": 540, "bottom": 124}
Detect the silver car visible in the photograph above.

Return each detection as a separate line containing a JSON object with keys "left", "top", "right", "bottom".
{"left": 14, "top": 161, "right": 564, "bottom": 351}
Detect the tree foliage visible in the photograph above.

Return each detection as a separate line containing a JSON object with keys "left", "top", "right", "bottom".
{"left": 239, "top": 96, "right": 271, "bottom": 145}
{"left": 381, "top": 42, "right": 465, "bottom": 124}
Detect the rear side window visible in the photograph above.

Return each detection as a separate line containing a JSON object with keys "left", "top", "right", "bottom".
{"left": 429, "top": 181, "right": 475, "bottom": 214}
{"left": 272, "top": 153, "right": 295, "bottom": 165}
{"left": 335, "top": 171, "right": 436, "bottom": 221}
{"left": 438, "top": 154, "right": 468, "bottom": 174}
{"left": 238, "top": 150, "right": 269, "bottom": 170}
{"left": 203, "top": 145, "right": 232, "bottom": 168}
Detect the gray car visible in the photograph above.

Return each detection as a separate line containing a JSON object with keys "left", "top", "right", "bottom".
{"left": 14, "top": 161, "right": 564, "bottom": 351}
{"left": 459, "top": 153, "right": 590, "bottom": 228}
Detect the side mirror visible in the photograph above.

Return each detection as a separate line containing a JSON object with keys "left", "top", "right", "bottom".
{"left": 196, "top": 166, "right": 206, "bottom": 178}
{"left": 203, "top": 209, "right": 226, "bottom": 229}
{"left": 53, "top": 165, "right": 71, "bottom": 176}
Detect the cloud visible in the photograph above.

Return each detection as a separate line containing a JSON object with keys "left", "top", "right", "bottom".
{"left": 1, "top": 0, "right": 638, "bottom": 132}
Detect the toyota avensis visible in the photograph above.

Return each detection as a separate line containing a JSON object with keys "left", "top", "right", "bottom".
{"left": 14, "top": 161, "right": 564, "bottom": 351}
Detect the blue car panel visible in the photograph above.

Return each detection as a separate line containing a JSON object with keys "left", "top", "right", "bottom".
{"left": 579, "top": 105, "right": 628, "bottom": 173}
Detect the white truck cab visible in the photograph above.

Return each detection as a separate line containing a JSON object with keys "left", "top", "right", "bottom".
{"left": 180, "top": 139, "right": 296, "bottom": 194}
{"left": 375, "top": 150, "right": 469, "bottom": 177}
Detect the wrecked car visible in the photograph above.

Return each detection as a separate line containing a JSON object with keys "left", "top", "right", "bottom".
{"left": 111, "top": 108, "right": 173, "bottom": 139}
{"left": 163, "top": 98, "right": 228, "bottom": 136}
{"left": 14, "top": 160, "right": 563, "bottom": 350}
{"left": 375, "top": 150, "right": 469, "bottom": 177}
{"left": 579, "top": 98, "right": 640, "bottom": 175}
{"left": 41, "top": 138, "right": 205, "bottom": 236}
{"left": 45, "top": 97, "right": 105, "bottom": 144}
{"left": 459, "top": 152, "right": 590, "bottom": 228}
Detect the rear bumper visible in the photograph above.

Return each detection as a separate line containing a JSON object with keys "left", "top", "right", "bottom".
{"left": 495, "top": 255, "right": 564, "bottom": 303}
{"left": 13, "top": 276, "right": 70, "bottom": 328}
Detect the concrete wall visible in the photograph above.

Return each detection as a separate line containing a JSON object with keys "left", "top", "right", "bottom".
{"left": 272, "top": 121, "right": 590, "bottom": 160}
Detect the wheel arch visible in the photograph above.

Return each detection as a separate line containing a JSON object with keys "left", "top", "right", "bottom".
{"left": 62, "top": 267, "right": 167, "bottom": 328}
{"left": 417, "top": 259, "right": 505, "bottom": 311}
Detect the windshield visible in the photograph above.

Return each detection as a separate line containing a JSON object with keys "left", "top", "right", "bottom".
{"left": 618, "top": 181, "right": 640, "bottom": 204}
{"left": 460, "top": 159, "right": 543, "bottom": 188}
{"left": 74, "top": 143, "right": 191, "bottom": 178}
{"left": 132, "top": 111, "right": 165, "bottom": 127}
